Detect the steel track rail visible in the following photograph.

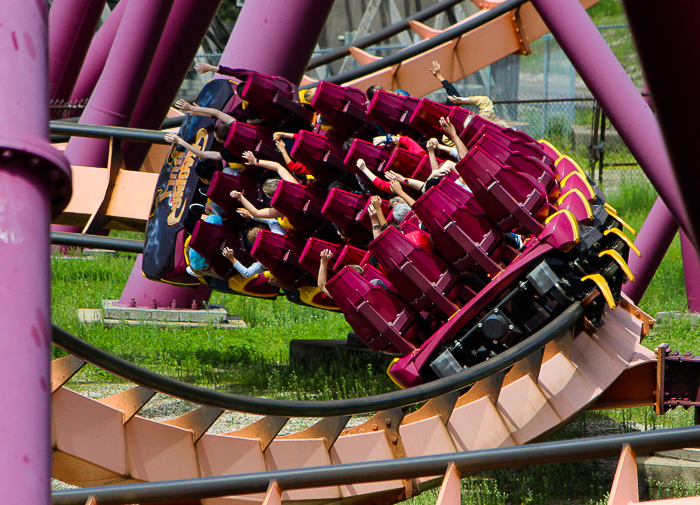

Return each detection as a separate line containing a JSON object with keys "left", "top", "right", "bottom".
{"left": 306, "top": 0, "right": 470, "bottom": 70}
{"left": 51, "top": 302, "right": 582, "bottom": 417}
{"left": 51, "top": 232, "right": 144, "bottom": 254}
{"left": 52, "top": 423, "right": 700, "bottom": 505}
{"left": 300, "top": 0, "right": 528, "bottom": 88}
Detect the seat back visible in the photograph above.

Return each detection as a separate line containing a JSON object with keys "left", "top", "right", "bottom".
{"left": 413, "top": 186, "right": 504, "bottom": 275}
{"left": 290, "top": 131, "right": 349, "bottom": 184}
{"left": 465, "top": 124, "right": 547, "bottom": 162}
{"left": 409, "top": 98, "right": 454, "bottom": 139}
{"left": 270, "top": 180, "right": 331, "bottom": 236}
{"left": 446, "top": 106, "right": 473, "bottom": 137}
{"left": 239, "top": 71, "right": 313, "bottom": 128}
{"left": 460, "top": 114, "right": 538, "bottom": 145}
{"left": 326, "top": 266, "right": 419, "bottom": 355}
{"left": 224, "top": 122, "right": 285, "bottom": 169}
{"left": 369, "top": 227, "right": 460, "bottom": 315}
{"left": 208, "top": 172, "right": 266, "bottom": 226}
{"left": 455, "top": 147, "right": 549, "bottom": 235}
{"left": 344, "top": 138, "right": 392, "bottom": 173}
{"left": 190, "top": 220, "right": 252, "bottom": 278}
{"left": 335, "top": 244, "right": 370, "bottom": 270}
{"left": 386, "top": 147, "right": 423, "bottom": 178}
{"left": 298, "top": 237, "right": 344, "bottom": 276}
{"left": 310, "top": 81, "right": 375, "bottom": 138}
{"left": 250, "top": 229, "right": 313, "bottom": 290}
{"left": 367, "top": 90, "right": 423, "bottom": 140}
{"left": 321, "top": 188, "right": 374, "bottom": 246}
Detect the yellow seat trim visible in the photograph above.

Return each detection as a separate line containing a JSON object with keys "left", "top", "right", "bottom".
{"left": 599, "top": 249, "right": 635, "bottom": 282}
{"left": 556, "top": 189, "right": 593, "bottom": 219}
{"left": 581, "top": 273, "right": 616, "bottom": 309}
{"left": 604, "top": 228, "right": 642, "bottom": 257}
{"left": 544, "top": 209, "right": 580, "bottom": 243}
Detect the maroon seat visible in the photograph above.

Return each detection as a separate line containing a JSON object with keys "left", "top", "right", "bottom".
{"left": 409, "top": 99, "right": 454, "bottom": 140}
{"left": 290, "top": 131, "right": 350, "bottom": 184}
{"left": 208, "top": 172, "right": 266, "bottom": 226}
{"left": 190, "top": 220, "right": 252, "bottom": 279}
{"left": 460, "top": 113, "right": 538, "bottom": 146}
{"left": 385, "top": 147, "right": 423, "bottom": 178}
{"left": 413, "top": 186, "right": 504, "bottom": 276}
{"left": 467, "top": 126, "right": 550, "bottom": 166}
{"left": 335, "top": 244, "right": 370, "bottom": 270}
{"left": 309, "top": 81, "right": 375, "bottom": 138}
{"left": 224, "top": 122, "right": 285, "bottom": 169}
{"left": 270, "top": 180, "right": 334, "bottom": 237}
{"left": 344, "top": 138, "right": 392, "bottom": 173}
{"left": 446, "top": 106, "right": 473, "bottom": 137}
{"left": 298, "top": 238, "right": 344, "bottom": 277}
{"left": 367, "top": 90, "right": 423, "bottom": 140}
{"left": 455, "top": 147, "right": 549, "bottom": 235}
{"left": 470, "top": 135, "right": 558, "bottom": 201}
{"left": 369, "top": 227, "right": 461, "bottom": 317}
{"left": 250, "top": 230, "right": 313, "bottom": 290}
{"left": 237, "top": 71, "right": 314, "bottom": 129}
{"left": 325, "top": 266, "right": 421, "bottom": 355}
{"left": 321, "top": 188, "right": 388, "bottom": 247}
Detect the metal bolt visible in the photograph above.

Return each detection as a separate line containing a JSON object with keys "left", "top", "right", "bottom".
{"left": 358, "top": 429, "right": 364, "bottom": 434}
{"left": 477, "top": 323, "right": 483, "bottom": 328}
{"left": 2, "top": 150, "right": 12, "bottom": 161}
{"left": 151, "top": 298, "right": 157, "bottom": 309}
{"left": 130, "top": 297, "right": 136, "bottom": 308}
{"left": 391, "top": 436, "right": 397, "bottom": 444}
{"left": 29, "top": 157, "right": 41, "bottom": 168}
{"left": 509, "top": 325, "right": 514, "bottom": 330}
{"left": 385, "top": 419, "right": 391, "bottom": 428}
{"left": 492, "top": 340, "right": 498, "bottom": 345}
{"left": 494, "top": 308, "right": 499, "bottom": 313}
{"left": 372, "top": 424, "right": 378, "bottom": 431}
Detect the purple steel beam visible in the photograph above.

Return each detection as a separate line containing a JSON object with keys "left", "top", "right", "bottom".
{"left": 48, "top": 0, "right": 106, "bottom": 101}
{"left": 70, "top": 0, "right": 129, "bottom": 103}
{"left": 64, "top": 0, "right": 175, "bottom": 167}
{"left": 122, "top": 0, "right": 223, "bottom": 171}
{"left": 0, "top": 0, "right": 72, "bottom": 502}
{"left": 530, "top": 0, "right": 696, "bottom": 249}
{"left": 623, "top": 198, "right": 678, "bottom": 304}
{"left": 216, "top": 0, "right": 336, "bottom": 84}
{"left": 622, "top": 2, "right": 700, "bottom": 311}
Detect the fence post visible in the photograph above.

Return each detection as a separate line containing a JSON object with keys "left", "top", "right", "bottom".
{"left": 598, "top": 110, "right": 606, "bottom": 187}
{"left": 589, "top": 103, "right": 601, "bottom": 180}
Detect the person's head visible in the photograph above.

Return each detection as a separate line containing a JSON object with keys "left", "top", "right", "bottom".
{"left": 380, "top": 222, "right": 400, "bottom": 232}
{"left": 213, "top": 123, "right": 231, "bottom": 143}
{"left": 247, "top": 226, "right": 262, "bottom": 245}
{"left": 195, "top": 159, "right": 220, "bottom": 184}
{"left": 303, "top": 88, "right": 316, "bottom": 104}
{"left": 391, "top": 203, "right": 411, "bottom": 223}
{"left": 349, "top": 264, "right": 365, "bottom": 275}
{"left": 366, "top": 85, "right": 384, "bottom": 101}
{"left": 422, "top": 176, "right": 442, "bottom": 193}
{"left": 262, "top": 178, "right": 280, "bottom": 198}
{"left": 389, "top": 196, "right": 406, "bottom": 210}
{"left": 342, "top": 138, "right": 356, "bottom": 156}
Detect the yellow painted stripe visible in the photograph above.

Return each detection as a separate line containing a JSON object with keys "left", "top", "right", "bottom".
{"left": 581, "top": 273, "right": 616, "bottom": 309}
{"left": 604, "top": 228, "right": 642, "bottom": 257}
{"left": 599, "top": 249, "right": 635, "bottom": 282}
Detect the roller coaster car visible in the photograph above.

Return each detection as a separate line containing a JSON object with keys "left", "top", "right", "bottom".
{"left": 309, "top": 81, "right": 376, "bottom": 139}
{"left": 343, "top": 138, "right": 392, "bottom": 180}
{"left": 408, "top": 98, "right": 454, "bottom": 140}
{"left": 367, "top": 90, "right": 423, "bottom": 141}
{"left": 236, "top": 70, "right": 314, "bottom": 130}
{"left": 289, "top": 131, "right": 351, "bottom": 185}
{"left": 321, "top": 188, "right": 389, "bottom": 247}
{"left": 250, "top": 229, "right": 314, "bottom": 290}
{"left": 269, "top": 180, "right": 338, "bottom": 240}
{"left": 465, "top": 124, "right": 554, "bottom": 165}
{"left": 326, "top": 266, "right": 424, "bottom": 355}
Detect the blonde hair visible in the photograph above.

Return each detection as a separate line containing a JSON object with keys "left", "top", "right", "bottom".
{"left": 247, "top": 227, "right": 262, "bottom": 244}
{"left": 262, "top": 178, "right": 280, "bottom": 198}
{"left": 349, "top": 265, "right": 365, "bottom": 275}
{"left": 303, "top": 88, "right": 316, "bottom": 104}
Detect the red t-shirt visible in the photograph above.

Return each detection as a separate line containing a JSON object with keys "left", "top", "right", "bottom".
{"left": 398, "top": 136, "right": 425, "bottom": 155}
{"left": 287, "top": 160, "right": 311, "bottom": 176}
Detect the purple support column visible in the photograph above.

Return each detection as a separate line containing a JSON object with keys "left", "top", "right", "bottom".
{"left": 48, "top": 0, "right": 106, "bottom": 101}
{"left": 69, "top": 0, "right": 129, "bottom": 103}
{"left": 216, "top": 0, "right": 336, "bottom": 84}
{"left": 530, "top": 0, "right": 696, "bottom": 249}
{"left": 118, "top": 256, "right": 211, "bottom": 309}
{"left": 122, "top": 0, "right": 222, "bottom": 171}
{"left": 64, "top": 0, "right": 175, "bottom": 168}
{"left": 623, "top": 198, "right": 678, "bottom": 304}
{"left": 681, "top": 233, "right": 700, "bottom": 312}
{"left": 0, "top": 0, "right": 72, "bottom": 502}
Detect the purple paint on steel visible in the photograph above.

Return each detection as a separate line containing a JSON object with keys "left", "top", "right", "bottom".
{"left": 681, "top": 232, "right": 700, "bottom": 312}
{"left": 530, "top": 0, "right": 695, "bottom": 248}
{"left": 122, "top": 0, "right": 223, "bottom": 171}
{"left": 48, "top": 0, "right": 106, "bottom": 101}
{"left": 622, "top": 198, "right": 678, "bottom": 304}
{"left": 116, "top": 255, "right": 211, "bottom": 309}
{"left": 216, "top": 0, "right": 336, "bottom": 84}
{"left": 64, "top": 0, "right": 175, "bottom": 168}
{"left": 0, "top": 0, "right": 71, "bottom": 502}
{"left": 70, "top": 0, "right": 129, "bottom": 103}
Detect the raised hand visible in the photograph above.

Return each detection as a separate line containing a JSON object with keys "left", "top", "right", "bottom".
{"left": 370, "top": 195, "right": 383, "bottom": 211}
{"left": 320, "top": 249, "right": 333, "bottom": 263}
{"left": 449, "top": 95, "right": 468, "bottom": 104}
{"left": 385, "top": 170, "right": 403, "bottom": 182}
{"left": 222, "top": 247, "right": 236, "bottom": 261}
{"left": 237, "top": 208, "right": 252, "bottom": 219}
{"left": 426, "top": 138, "right": 439, "bottom": 151}
{"left": 439, "top": 117, "right": 457, "bottom": 137}
{"left": 230, "top": 190, "right": 243, "bottom": 200}
{"left": 275, "top": 139, "right": 286, "bottom": 152}
{"left": 242, "top": 151, "right": 258, "bottom": 165}
{"left": 174, "top": 99, "right": 194, "bottom": 112}
{"left": 194, "top": 62, "right": 217, "bottom": 74}
{"left": 430, "top": 60, "right": 441, "bottom": 76}
{"left": 390, "top": 180, "right": 404, "bottom": 195}
{"left": 356, "top": 159, "right": 367, "bottom": 171}
{"left": 164, "top": 133, "right": 181, "bottom": 144}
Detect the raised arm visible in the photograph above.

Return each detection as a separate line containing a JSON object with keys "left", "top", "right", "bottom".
{"left": 164, "top": 133, "right": 222, "bottom": 160}
{"left": 368, "top": 195, "right": 387, "bottom": 239}
{"left": 439, "top": 117, "right": 468, "bottom": 160}
{"left": 385, "top": 170, "right": 424, "bottom": 190}
{"left": 318, "top": 249, "right": 334, "bottom": 298}
{"left": 426, "top": 138, "right": 440, "bottom": 173}
{"left": 194, "top": 62, "right": 219, "bottom": 74}
{"left": 242, "top": 151, "right": 297, "bottom": 183}
{"left": 390, "top": 181, "right": 415, "bottom": 207}
{"left": 274, "top": 138, "right": 293, "bottom": 166}
{"left": 230, "top": 190, "right": 283, "bottom": 219}
{"left": 175, "top": 99, "right": 235, "bottom": 124}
